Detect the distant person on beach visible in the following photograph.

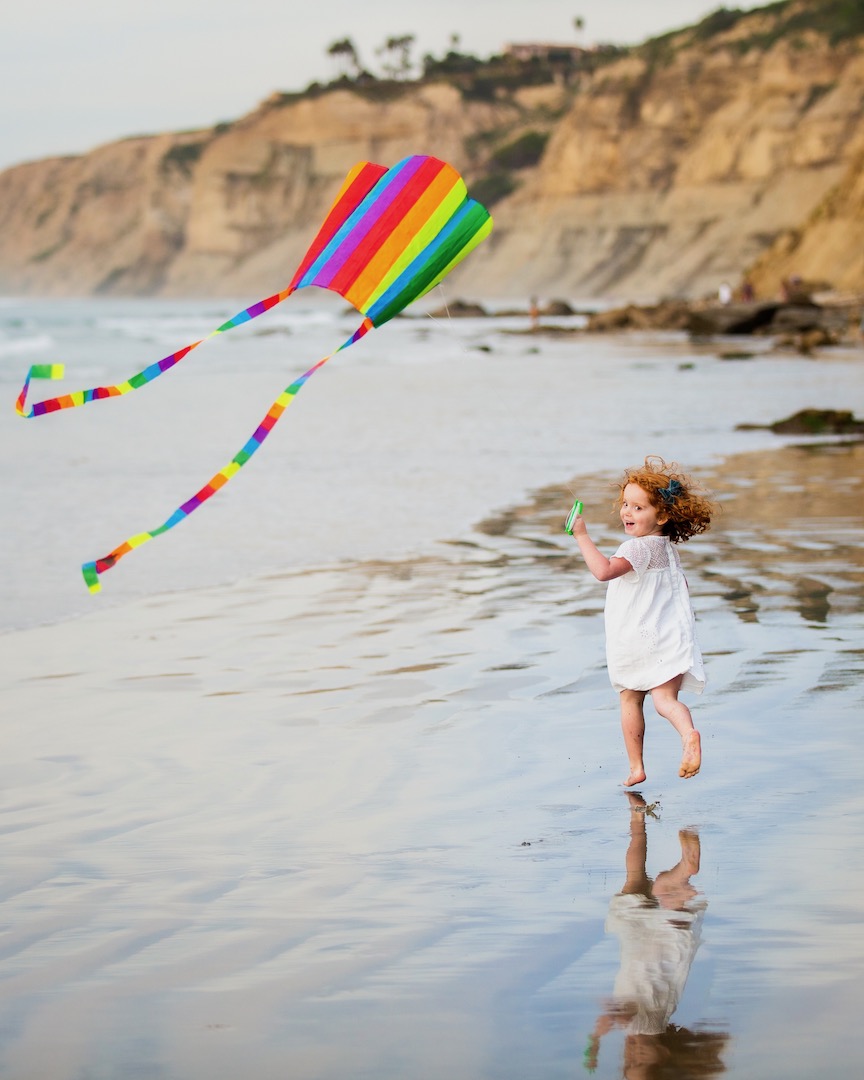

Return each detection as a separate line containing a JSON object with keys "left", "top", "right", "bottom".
{"left": 568, "top": 458, "right": 716, "bottom": 786}
{"left": 529, "top": 296, "right": 540, "bottom": 330}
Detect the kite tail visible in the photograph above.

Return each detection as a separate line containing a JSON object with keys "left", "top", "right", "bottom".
{"left": 80, "top": 322, "right": 371, "bottom": 593}
{"left": 16, "top": 345, "right": 204, "bottom": 418}
{"left": 15, "top": 288, "right": 294, "bottom": 419}
{"left": 16, "top": 363, "right": 67, "bottom": 415}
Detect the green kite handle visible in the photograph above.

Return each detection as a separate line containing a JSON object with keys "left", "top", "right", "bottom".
{"left": 564, "top": 501, "right": 583, "bottom": 534}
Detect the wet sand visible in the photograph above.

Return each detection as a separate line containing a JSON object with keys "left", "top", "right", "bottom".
{"left": 1, "top": 441, "right": 863, "bottom": 1079}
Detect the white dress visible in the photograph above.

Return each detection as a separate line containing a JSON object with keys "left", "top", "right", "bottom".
{"left": 606, "top": 892, "right": 707, "bottom": 1035}
{"left": 604, "top": 535, "right": 705, "bottom": 694}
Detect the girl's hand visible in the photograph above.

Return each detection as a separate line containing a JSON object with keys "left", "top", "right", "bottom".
{"left": 568, "top": 510, "right": 587, "bottom": 537}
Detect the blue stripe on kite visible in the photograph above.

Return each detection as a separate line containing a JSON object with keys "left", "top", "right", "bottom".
{"left": 239, "top": 437, "right": 263, "bottom": 458}
{"left": 295, "top": 156, "right": 421, "bottom": 289}
{"left": 142, "top": 361, "right": 163, "bottom": 381}
{"left": 216, "top": 309, "right": 253, "bottom": 333}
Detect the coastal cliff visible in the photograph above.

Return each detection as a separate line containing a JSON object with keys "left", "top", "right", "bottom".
{"left": 0, "top": 84, "right": 529, "bottom": 298}
{"left": 471, "top": 13, "right": 864, "bottom": 300}
{"left": 1, "top": 0, "right": 862, "bottom": 301}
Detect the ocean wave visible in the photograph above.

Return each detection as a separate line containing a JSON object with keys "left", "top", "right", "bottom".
{"left": 0, "top": 332, "right": 53, "bottom": 357}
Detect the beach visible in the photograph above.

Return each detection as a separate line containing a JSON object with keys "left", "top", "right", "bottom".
{"left": 2, "top": 297, "right": 863, "bottom": 1077}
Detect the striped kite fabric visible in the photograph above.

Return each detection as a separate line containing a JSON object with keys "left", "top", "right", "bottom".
{"left": 16, "top": 155, "right": 492, "bottom": 592}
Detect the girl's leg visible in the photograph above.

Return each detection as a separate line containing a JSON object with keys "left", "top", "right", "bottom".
{"left": 621, "top": 793, "right": 652, "bottom": 895}
{"left": 649, "top": 675, "right": 701, "bottom": 779}
{"left": 620, "top": 689, "right": 647, "bottom": 786}
{"left": 653, "top": 830, "right": 700, "bottom": 910}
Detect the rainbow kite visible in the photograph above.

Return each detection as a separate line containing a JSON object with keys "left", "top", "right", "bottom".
{"left": 16, "top": 155, "right": 492, "bottom": 592}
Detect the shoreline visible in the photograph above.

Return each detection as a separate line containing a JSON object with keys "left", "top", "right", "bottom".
{"left": 5, "top": 430, "right": 862, "bottom": 640}
{"left": 4, "top": 270, "right": 862, "bottom": 625}
{"left": 1, "top": 439, "right": 862, "bottom": 1078}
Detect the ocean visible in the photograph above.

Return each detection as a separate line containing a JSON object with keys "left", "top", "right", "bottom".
{"left": 2, "top": 291, "right": 858, "bottom": 630}
{"left": 1, "top": 292, "right": 863, "bottom": 1079}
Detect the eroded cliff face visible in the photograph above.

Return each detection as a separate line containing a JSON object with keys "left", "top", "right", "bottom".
{"left": 0, "top": 84, "right": 525, "bottom": 297}
{"left": 468, "top": 23, "right": 864, "bottom": 299}
{"left": 1, "top": 4, "right": 862, "bottom": 301}
{"left": 747, "top": 143, "right": 864, "bottom": 296}
{"left": 0, "top": 134, "right": 199, "bottom": 296}
{"left": 161, "top": 84, "right": 535, "bottom": 297}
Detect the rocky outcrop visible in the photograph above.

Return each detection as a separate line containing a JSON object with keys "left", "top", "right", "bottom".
{"left": 585, "top": 300, "right": 693, "bottom": 332}
{"left": 582, "top": 297, "right": 853, "bottom": 346}
{"left": 737, "top": 409, "right": 864, "bottom": 435}
{"left": 1, "top": 2, "right": 863, "bottom": 301}
{"left": 685, "top": 300, "right": 850, "bottom": 336}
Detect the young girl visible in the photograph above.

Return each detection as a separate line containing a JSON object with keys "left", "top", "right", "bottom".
{"left": 569, "top": 457, "right": 715, "bottom": 786}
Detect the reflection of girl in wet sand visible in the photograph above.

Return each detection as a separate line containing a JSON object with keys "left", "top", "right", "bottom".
{"left": 569, "top": 457, "right": 716, "bottom": 786}
{"left": 584, "top": 794, "right": 728, "bottom": 1078}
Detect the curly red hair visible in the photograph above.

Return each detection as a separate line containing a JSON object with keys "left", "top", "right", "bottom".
{"left": 616, "top": 456, "right": 716, "bottom": 543}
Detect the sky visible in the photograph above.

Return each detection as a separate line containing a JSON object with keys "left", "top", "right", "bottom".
{"left": 2, "top": 1, "right": 767, "bottom": 172}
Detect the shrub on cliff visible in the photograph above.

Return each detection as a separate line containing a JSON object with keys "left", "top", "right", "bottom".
{"left": 691, "top": 6, "right": 752, "bottom": 42}
{"left": 490, "top": 132, "right": 550, "bottom": 171}
{"left": 735, "top": 0, "right": 864, "bottom": 50}
{"left": 159, "top": 141, "right": 207, "bottom": 177}
{"left": 469, "top": 171, "right": 518, "bottom": 208}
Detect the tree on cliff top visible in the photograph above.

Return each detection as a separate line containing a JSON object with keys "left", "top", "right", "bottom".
{"left": 376, "top": 35, "right": 416, "bottom": 80}
{"left": 327, "top": 38, "right": 363, "bottom": 79}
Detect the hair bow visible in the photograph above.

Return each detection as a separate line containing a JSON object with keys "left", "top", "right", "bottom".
{"left": 658, "top": 479, "right": 683, "bottom": 504}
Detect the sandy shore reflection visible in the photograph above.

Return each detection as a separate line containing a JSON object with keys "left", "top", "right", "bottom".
{"left": 586, "top": 795, "right": 729, "bottom": 1078}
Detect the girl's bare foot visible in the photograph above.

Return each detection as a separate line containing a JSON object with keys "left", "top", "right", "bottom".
{"left": 679, "top": 730, "right": 701, "bottom": 778}
{"left": 623, "top": 769, "right": 647, "bottom": 787}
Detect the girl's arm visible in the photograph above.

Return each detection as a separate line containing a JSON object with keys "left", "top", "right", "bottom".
{"left": 569, "top": 518, "right": 633, "bottom": 582}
